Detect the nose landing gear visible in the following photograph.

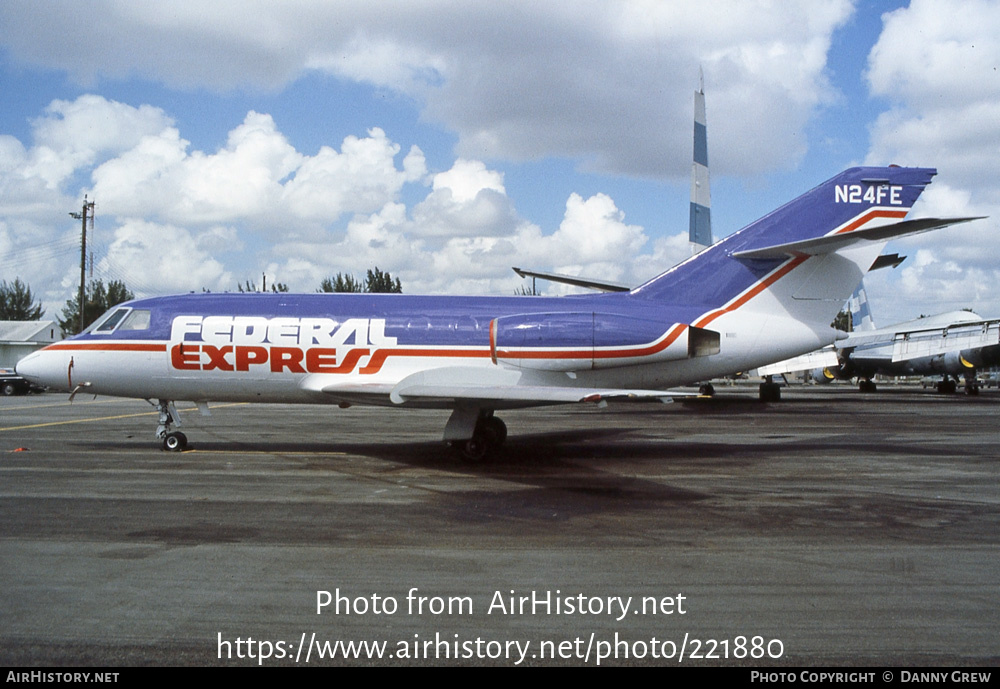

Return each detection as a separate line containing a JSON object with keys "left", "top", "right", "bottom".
{"left": 153, "top": 399, "right": 188, "bottom": 451}
{"left": 162, "top": 430, "right": 188, "bottom": 451}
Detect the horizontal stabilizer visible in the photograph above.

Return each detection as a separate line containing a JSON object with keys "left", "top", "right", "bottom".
{"left": 733, "top": 217, "right": 984, "bottom": 260}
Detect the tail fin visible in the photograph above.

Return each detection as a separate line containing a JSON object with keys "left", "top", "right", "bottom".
{"left": 633, "top": 166, "right": 939, "bottom": 309}
{"left": 849, "top": 283, "right": 877, "bottom": 332}
{"left": 689, "top": 70, "right": 712, "bottom": 252}
{"left": 632, "top": 165, "right": 983, "bottom": 366}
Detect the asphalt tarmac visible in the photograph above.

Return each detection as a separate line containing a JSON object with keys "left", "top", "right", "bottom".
{"left": 1, "top": 384, "right": 998, "bottom": 666}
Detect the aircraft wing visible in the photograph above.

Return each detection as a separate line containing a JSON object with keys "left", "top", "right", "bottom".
{"left": 891, "top": 319, "right": 1000, "bottom": 363}
{"left": 390, "top": 383, "right": 682, "bottom": 405}
{"left": 390, "top": 366, "right": 694, "bottom": 404}
{"left": 754, "top": 346, "right": 840, "bottom": 377}
{"left": 306, "top": 366, "right": 690, "bottom": 406}
{"left": 733, "top": 217, "right": 985, "bottom": 260}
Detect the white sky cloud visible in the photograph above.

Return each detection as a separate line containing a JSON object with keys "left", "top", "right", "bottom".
{"left": 283, "top": 128, "right": 426, "bottom": 224}
{"left": 0, "top": 92, "right": 672, "bottom": 303}
{"left": 98, "top": 219, "right": 233, "bottom": 294}
{"left": 24, "top": 95, "right": 174, "bottom": 190}
{"left": 0, "top": 0, "right": 853, "bottom": 178}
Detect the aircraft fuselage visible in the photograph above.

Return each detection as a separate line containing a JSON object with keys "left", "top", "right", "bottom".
{"left": 18, "top": 291, "right": 830, "bottom": 407}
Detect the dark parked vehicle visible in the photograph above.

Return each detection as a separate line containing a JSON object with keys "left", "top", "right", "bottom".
{"left": 0, "top": 367, "right": 44, "bottom": 395}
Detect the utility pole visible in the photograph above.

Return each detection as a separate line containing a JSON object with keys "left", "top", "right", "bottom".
{"left": 69, "top": 196, "right": 95, "bottom": 333}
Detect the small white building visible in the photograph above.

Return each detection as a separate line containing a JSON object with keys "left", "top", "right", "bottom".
{"left": 0, "top": 320, "right": 64, "bottom": 369}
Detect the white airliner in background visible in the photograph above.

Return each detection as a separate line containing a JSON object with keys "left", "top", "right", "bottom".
{"left": 17, "top": 166, "right": 979, "bottom": 459}
{"left": 759, "top": 284, "right": 1000, "bottom": 394}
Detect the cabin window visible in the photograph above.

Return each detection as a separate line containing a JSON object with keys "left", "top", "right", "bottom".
{"left": 119, "top": 309, "right": 151, "bottom": 331}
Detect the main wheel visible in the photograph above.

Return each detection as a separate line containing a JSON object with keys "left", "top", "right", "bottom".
{"left": 459, "top": 435, "right": 490, "bottom": 462}
{"left": 482, "top": 416, "right": 508, "bottom": 445}
{"left": 162, "top": 431, "right": 188, "bottom": 452}
{"left": 759, "top": 382, "right": 780, "bottom": 402}
{"left": 937, "top": 380, "right": 957, "bottom": 394}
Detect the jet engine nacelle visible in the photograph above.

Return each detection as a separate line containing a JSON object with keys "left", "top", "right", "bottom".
{"left": 956, "top": 344, "right": 1000, "bottom": 369}
{"left": 923, "top": 350, "right": 973, "bottom": 374}
{"left": 808, "top": 367, "right": 838, "bottom": 384}
{"left": 490, "top": 312, "right": 720, "bottom": 371}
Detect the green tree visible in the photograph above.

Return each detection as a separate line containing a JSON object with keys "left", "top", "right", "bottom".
{"left": 58, "top": 280, "right": 135, "bottom": 335}
{"left": 0, "top": 278, "right": 44, "bottom": 320}
{"left": 237, "top": 279, "right": 289, "bottom": 293}
{"left": 364, "top": 267, "right": 402, "bottom": 294}
{"left": 319, "top": 267, "right": 402, "bottom": 294}
{"left": 319, "top": 273, "right": 363, "bottom": 293}
{"left": 831, "top": 308, "right": 851, "bottom": 332}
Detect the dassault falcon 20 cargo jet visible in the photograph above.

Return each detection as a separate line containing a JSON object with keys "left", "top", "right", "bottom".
{"left": 17, "top": 166, "right": 978, "bottom": 459}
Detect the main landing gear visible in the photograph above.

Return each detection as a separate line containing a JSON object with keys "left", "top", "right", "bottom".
{"left": 963, "top": 371, "right": 980, "bottom": 396}
{"left": 934, "top": 376, "right": 958, "bottom": 395}
{"left": 153, "top": 399, "right": 188, "bottom": 451}
{"left": 446, "top": 408, "right": 508, "bottom": 462}
{"left": 858, "top": 377, "right": 877, "bottom": 393}
{"left": 759, "top": 375, "right": 781, "bottom": 402}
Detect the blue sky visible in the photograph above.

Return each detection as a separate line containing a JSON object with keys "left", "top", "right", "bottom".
{"left": 1, "top": 0, "right": 998, "bottom": 325}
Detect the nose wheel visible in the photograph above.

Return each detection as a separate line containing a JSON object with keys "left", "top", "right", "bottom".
{"left": 153, "top": 399, "right": 189, "bottom": 451}
{"left": 163, "top": 431, "right": 188, "bottom": 451}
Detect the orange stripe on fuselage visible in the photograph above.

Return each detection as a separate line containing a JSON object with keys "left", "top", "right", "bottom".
{"left": 694, "top": 255, "right": 809, "bottom": 329}
{"left": 359, "top": 348, "right": 491, "bottom": 375}
{"left": 43, "top": 342, "right": 167, "bottom": 353}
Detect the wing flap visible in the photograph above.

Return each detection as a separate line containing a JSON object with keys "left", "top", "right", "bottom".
{"left": 383, "top": 366, "right": 688, "bottom": 405}
{"left": 891, "top": 320, "right": 1000, "bottom": 362}
{"left": 754, "top": 346, "right": 840, "bottom": 376}
{"left": 392, "top": 382, "right": 683, "bottom": 404}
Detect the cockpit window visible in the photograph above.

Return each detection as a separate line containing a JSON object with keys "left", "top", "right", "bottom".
{"left": 119, "top": 309, "right": 150, "bottom": 331}
{"left": 93, "top": 308, "right": 131, "bottom": 333}
{"left": 85, "top": 306, "right": 151, "bottom": 334}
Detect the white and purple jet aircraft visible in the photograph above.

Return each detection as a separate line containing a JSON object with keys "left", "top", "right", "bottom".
{"left": 16, "top": 166, "right": 977, "bottom": 459}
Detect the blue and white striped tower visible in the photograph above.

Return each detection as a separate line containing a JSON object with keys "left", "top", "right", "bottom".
{"left": 689, "top": 70, "right": 712, "bottom": 251}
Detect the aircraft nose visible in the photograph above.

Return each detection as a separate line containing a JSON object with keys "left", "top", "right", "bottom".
{"left": 15, "top": 350, "right": 42, "bottom": 381}
{"left": 16, "top": 349, "right": 66, "bottom": 391}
